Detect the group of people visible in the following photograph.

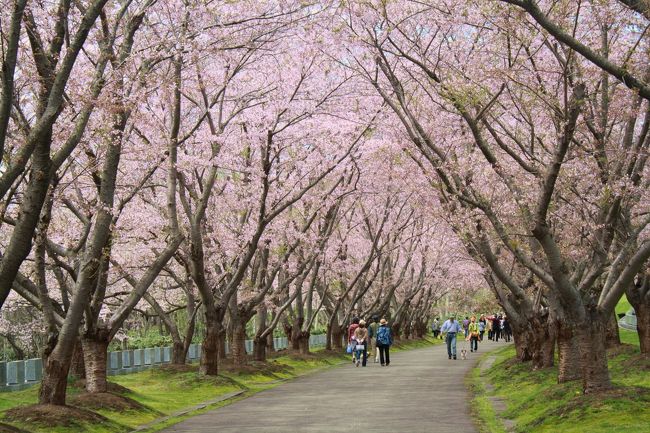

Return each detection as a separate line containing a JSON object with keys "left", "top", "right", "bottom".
{"left": 431, "top": 313, "right": 512, "bottom": 360}
{"left": 347, "top": 316, "right": 393, "bottom": 367}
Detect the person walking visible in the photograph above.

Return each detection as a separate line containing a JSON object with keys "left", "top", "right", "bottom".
{"left": 348, "top": 317, "right": 360, "bottom": 363}
{"left": 431, "top": 317, "right": 441, "bottom": 339}
{"left": 478, "top": 315, "right": 486, "bottom": 341}
{"left": 353, "top": 320, "right": 369, "bottom": 367}
{"left": 462, "top": 316, "right": 470, "bottom": 338}
{"left": 467, "top": 316, "right": 480, "bottom": 352}
{"left": 494, "top": 315, "right": 502, "bottom": 342}
{"left": 376, "top": 318, "right": 393, "bottom": 366}
{"left": 486, "top": 315, "right": 494, "bottom": 341}
{"left": 440, "top": 316, "right": 462, "bottom": 360}
{"left": 503, "top": 316, "right": 512, "bottom": 342}
{"left": 368, "top": 315, "right": 380, "bottom": 363}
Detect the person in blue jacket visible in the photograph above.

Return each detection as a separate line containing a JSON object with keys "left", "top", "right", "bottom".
{"left": 376, "top": 318, "right": 393, "bottom": 366}
{"left": 440, "top": 316, "right": 462, "bottom": 360}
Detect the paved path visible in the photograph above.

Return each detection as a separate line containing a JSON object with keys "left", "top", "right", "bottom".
{"left": 162, "top": 340, "right": 507, "bottom": 433}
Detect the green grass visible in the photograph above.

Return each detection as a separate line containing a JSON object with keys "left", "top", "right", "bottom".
{"left": 616, "top": 296, "right": 639, "bottom": 347}
{"left": 0, "top": 338, "right": 437, "bottom": 433}
{"left": 467, "top": 360, "right": 507, "bottom": 433}
{"left": 471, "top": 343, "right": 650, "bottom": 433}
{"left": 619, "top": 328, "right": 640, "bottom": 346}
{"left": 615, "top": 296, "right": 633, "bottom": 316}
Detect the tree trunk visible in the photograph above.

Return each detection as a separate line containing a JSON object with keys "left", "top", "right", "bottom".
{"left": 81, "top": 334, "right": 109, "bottom": 394}
{"left": 637, "top": 302, "right": 650, "bottom": 354}
{"left": 218, "top": 328, "right": 227, "bottom": 360}
{"left": 70, "top": 339, "right": 86, "bottom": 379}
{"left": 266, "top": 333, "right": 275, "bottom": 352}
{"left": 557, "top": 324, "right": 581, "bottom": 383}
{"left": 577, "top": 311, "right": 611, "bottom": 393}
{"left": 231, "top": 322, "right": 247, "bottom": 367}
{"left": 298, "top": 331, "right": 310, "bottom": 355}
{"left": 200, "top": 311, "right": 220, "bottom": 376}
{"left": 532, "top": 331, "right": 555, "bottom": 370}
{"left": 171, "top": 340, "right": 187, "bottom": 365}
{"left": 527, "top": 316, "right": 556, "bottom": 370}
{"left": 38, "top": 353, "right": 70, "bottom": 405}
{"left": 510, "top": 318, "right": 534, "bottom": 362}
{"left": 626, "top": 276, "right": 649, "bottom": 354}
{"left": 605, "top": 312, "right": 621, "bottom": 349}
{"left": 291, "top": 318, "right": 303, "bottom": 351}
{"left": 331, "top": 322, "right": 344, "bottom": 350}
{"left": 253, "top": 337, "right": 267, "bottom": 362}
{"left": 415, "top": 320, "right": 426, "bottom": 338}
{"left": 392, "top": 322, "right": 402, "bottom": 341}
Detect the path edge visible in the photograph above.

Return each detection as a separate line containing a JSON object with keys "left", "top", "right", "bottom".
{"left": 466, "top": 345, "right": 516, "bottom": 433}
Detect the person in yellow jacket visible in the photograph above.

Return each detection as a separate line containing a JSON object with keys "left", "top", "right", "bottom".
{"left": 467, "top": 316, "right": 480, "bottom": 353}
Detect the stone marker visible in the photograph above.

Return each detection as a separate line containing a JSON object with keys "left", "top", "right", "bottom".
{"left": 25, "top": 358, "right": 43, "bottom": 382}
{"left": 7, "top": 361, "right": 25, "bottom": 385}
{"left": 144, "top": 348, "right": 154, "bottom": 365}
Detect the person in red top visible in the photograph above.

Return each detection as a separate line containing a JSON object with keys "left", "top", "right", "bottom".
{"left": 347, "top": 317, "right": 360, "bottom": 363}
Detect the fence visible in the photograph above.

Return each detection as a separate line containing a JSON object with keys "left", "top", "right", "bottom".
{"left": 0, "top": 334, "right": 328, "bottom": 392}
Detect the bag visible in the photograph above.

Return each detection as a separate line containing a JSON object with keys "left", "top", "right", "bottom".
{"left": 355, "top": 344, "right": 365, "bottom": 351}
{"left": 346, "top": 343, "right": 353, "bottom": 354}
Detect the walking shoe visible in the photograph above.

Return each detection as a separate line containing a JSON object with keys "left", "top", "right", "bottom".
{"left": 448, "top": 356, "right": 451, "bottom": 359}
{"left": 453, "top": 355, "right": 457, "bottom": 360}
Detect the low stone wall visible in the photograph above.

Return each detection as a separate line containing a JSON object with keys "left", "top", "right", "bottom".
{"left": 0, "top": 334, "right": 327, "bottom": 392}
{"left": 618, "top": 308, "right": 637, "bottom": 331}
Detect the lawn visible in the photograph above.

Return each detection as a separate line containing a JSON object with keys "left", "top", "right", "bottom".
{"left": 0, "top": 337, "right": 439, "bottom": 433}
{"left": 471, "top": 342, "right": 649, "bottom": 433}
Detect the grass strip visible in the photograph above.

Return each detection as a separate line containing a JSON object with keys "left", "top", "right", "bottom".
{"left": 470, "top": 342, "right": 650, "bottom": 433}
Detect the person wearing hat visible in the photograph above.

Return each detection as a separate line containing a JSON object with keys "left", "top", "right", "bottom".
{"left": 353, "top": 320, "right": 369, "bottom": 367}
{"left": 375, "top": 318, "right": 393, "bottom": 366}
{"left": 440, "top": 315, "right": 462, "bottom": 360}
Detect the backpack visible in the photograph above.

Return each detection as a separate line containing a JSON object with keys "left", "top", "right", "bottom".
{"left": 377, "top": 326, "right": 391, "bottom": 346}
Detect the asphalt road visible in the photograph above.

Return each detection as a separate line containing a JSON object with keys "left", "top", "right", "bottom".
{"left": 161, "top": 339, "right": 506, "bottom": 433}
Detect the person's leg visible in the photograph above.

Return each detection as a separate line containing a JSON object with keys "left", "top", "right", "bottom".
{"left": 362, "top": 342, "right": 368, "bottom": 366}
{"left": 472, "top": 336, "right": 478, "bottom": 351}
{"left": 445, "top": 334, "right": 452, "bottom": 359}
{"left": 373, "top": 338, "right": 379, "bottom": 363}
{"left": 385, "top": 346, "right": 390, "bottom": 365}
{"left": 451, "top": 334, "right": 457, "bottom": 359}
{"left": 379, "top": 345, "right": 386, "bottom": 365}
